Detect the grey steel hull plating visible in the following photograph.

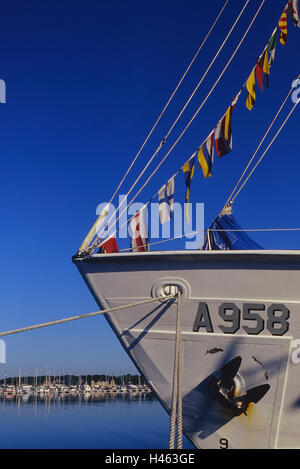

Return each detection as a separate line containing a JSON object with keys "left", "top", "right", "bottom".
{"left": 73, "top": 250, "right": 300, "bottom": 449}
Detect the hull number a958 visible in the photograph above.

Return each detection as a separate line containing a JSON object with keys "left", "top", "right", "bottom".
{"left": 192, "top": 302, "right": 289, "bottom": 336}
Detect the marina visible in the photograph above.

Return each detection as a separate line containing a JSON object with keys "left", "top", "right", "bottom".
{"left": 0, "top": 376, "right": 152, "bottom": 397}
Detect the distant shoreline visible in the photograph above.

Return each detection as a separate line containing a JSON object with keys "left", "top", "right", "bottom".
{"left": 0, "top": 373, "right": 145, "bottom": 386}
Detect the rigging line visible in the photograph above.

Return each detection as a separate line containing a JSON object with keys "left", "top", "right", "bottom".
{"left": 222, "top": 74, "right": 300, "bottom": 210}
{"left": 79, "top": 0, "right": 230, "bottom": 254}
{"left": 117, "top": 227, "right": 300, "bottom": 253}
{"left": 0, "top": 296, "right": 176, "bottom": 338}
{"left": 231, "top": 97, "right": 300, "bottom": 201}
{"left": 95, "top": 0, "right": 266, "bottom": 248}
{"left": 95, "top": 0, "right": 251, "bottom": 244}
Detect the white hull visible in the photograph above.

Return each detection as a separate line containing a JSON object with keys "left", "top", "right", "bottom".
{"left": 73, "top": 250, "right": 300, "bottom": 449}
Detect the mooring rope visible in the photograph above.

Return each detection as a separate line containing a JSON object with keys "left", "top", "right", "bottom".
{"left": 169, "top": 290, "right": 183, "bottom": 449}
{"left": 0, "top": 296, "right": 176, "bottom": 338}
{"left": 176, "top": 290, "right": 183, "bottom": 449}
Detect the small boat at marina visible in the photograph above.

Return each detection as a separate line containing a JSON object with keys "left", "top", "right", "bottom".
{"left": 21, "top": 385, "right": 32, "bottom": 394}
{"left": 69, "top": 385, "right": 78, "bottom": 394}
{"left": 4, "top": 385, "right": 16, "bottom": 396}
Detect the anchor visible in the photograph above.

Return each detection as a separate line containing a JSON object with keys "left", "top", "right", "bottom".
{"left": 212, "top": 356, "right": 270, "bottom": 416}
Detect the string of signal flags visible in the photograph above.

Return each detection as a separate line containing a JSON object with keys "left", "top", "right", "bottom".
{"left": 177, "top": 0, "right": 299, "bottom": 221}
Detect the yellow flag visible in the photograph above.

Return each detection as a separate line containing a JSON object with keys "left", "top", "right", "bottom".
{"left": 278, "top": 7, "right": 288, "bottom": 45}
{"left": 245, "top": 69, "right": 256, "bottom": 110}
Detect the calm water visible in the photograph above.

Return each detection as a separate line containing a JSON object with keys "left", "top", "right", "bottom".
{"left": 0, "top": 393, "right": 193, "bottom": 449}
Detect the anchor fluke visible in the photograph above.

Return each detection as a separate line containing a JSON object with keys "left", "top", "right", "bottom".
{"left": 213, "top": 356, "right": 270, "bottom": 415}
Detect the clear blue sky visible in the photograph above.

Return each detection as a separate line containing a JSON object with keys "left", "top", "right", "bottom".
{"left": 0, "top": 0, "right": 299, "bottom": 377}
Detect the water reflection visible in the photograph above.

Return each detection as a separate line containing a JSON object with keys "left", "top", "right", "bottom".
{"left": 0, "top": 391, "right": 155, "bottom": 413}
{"left": 0, "top": 391, "right": 194, "bottom": 449}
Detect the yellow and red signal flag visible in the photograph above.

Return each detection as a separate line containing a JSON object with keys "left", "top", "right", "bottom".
{"left": 278, "top": 5, "right": 288, "bottom": 44}
{"left": 256, "top": 49, "right": 270, "bottom": 91}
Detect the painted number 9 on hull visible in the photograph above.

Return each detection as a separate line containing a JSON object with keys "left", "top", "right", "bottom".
{"left": 192, "top": 302, "right": 290, "bottom": 336}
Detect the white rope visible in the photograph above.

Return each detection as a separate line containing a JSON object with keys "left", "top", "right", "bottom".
{"left": 168, "top": 290, "right": 183, "bottom": 449}
{"left": 95, "top": 0, "right": 266, "bottom": 250}
{"left": 207, "top": 229, "right": 212, "bottom": 251}
{"left": 176, "top": 291, "right": 183, "bottom": 449}
{"left": 0, "top": 296, "right": 176, "bottom": 338}
{"left": 94, "top": 0, "right": 251, "bottom": 245}
{"left": 168, "top": 347, "right": 178, "bottom": 449}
